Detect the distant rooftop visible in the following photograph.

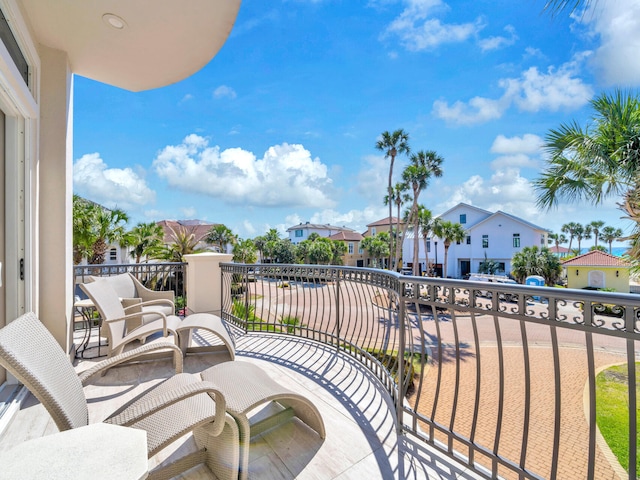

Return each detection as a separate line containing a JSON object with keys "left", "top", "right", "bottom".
{"left": 561, "top": 250, "right": 631, "bottom": 267}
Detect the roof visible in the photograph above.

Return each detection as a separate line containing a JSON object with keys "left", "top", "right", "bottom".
{"left": 21, "top": 0, "right": 240, "bottom": 92}
{"left": 436, "top": 202, "right": 492, "bottom": 220}
{"left": 471, "top": 210, "right": 549, "bottom": 232}
{"left": 367, "top": 216, "right": 402, "bottom": 227}
{"left": 157, "top": 220, "right": 216, "bottom": 244}
{"left": 561, "top": 250, "right": 631, "bottom": 267}
{"left": 549, "top": 246, "right": 570, "bottom": 254}
{"left": 286, "top": 223, "right": 355, "bottom": 233}
{"left": 328, "top": 231, "right": 364, "bottom": 242}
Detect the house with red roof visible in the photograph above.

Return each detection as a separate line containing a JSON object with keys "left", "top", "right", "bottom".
{"left": 561, "top": 250, "right": 631, "bottom": 292}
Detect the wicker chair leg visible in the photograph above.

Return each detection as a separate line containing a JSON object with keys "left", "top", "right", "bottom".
{"left": 193, "top": 413, "right": 241, "bottom": 480}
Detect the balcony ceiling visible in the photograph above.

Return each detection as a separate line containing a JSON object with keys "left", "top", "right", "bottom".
{"left": 21, "top": 0, "right": 241, "bottom": 91}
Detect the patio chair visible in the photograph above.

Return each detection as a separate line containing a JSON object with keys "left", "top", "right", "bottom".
{"left": 80, "top": 280, "right": 236, "bottom": 362}
{"left": 0, "top": 312, "right": 240, "bottom": 480}
{"left": 86, "top": 272, "right": 175, "bottom": 330}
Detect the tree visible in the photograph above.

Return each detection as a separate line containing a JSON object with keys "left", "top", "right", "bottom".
{"left": 478, "top": 252, "right": 500, "bottom": 275}
{"left": 433, "top": 220, "right": 465, "bottom": 278}
{"left": 232, "top": 238, "right": 258, "bottom": 264}
{"left": 574, "top": 223, "right": 591, "bottom": 253}
{"left": 376, "top": 129, "right": 410, "bottom": 270}
{"left": 205, "top": 224, "right": 237, "bottom": 253}
{"left": 73, "top": 195, "right": 97, "bottom": 264}
{"left": 417, "top": 206, "right": 435, "bottom": 276}
{"left": 534, "top": 90, "right": 640, "bottom": 258}
{"left": 152, "top": 225, "right": 207, "bottom": 262}
{"left": 330, "top": 240, "right": 348, "bottom": 265}
{"left": 561, "top": 222, "right": 579, "bottom": 252}
{"left": 271, "top": 239, "right": 297, "bottom": 264}
{"left": 548, "top": 232, "right": 568, "bottom": 254}
{"left": 402, "top": 150, "right": 443, "bottom": 276}
{"left": 88, "top": 207, "right": 129, "bottom": 264}
{"left": 511, "top": 246, "right": 562, "bottom": 285}
{"left": 588, "top": 220, "right": 605, "bottom": 248}
{"left": 601, "top": 226, "right": 624, "bottom": 254}
{"left": 308, "top": 238, "right": 334, "bottom": 265}
{"left": 125, "top": 222, "right": 165, "bottom": 263}
{"left": 385, "top": 182, "right": 411, "bottom": 271}
{"left": 361, "top": 233, "right": 390, "bottom": 269}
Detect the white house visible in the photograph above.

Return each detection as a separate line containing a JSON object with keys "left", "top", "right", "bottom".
{"left": 0, "top": 0, "right": 240, "bottom": 396}
{"left": 287, "top": 222, "right": 358, "bottom": 245}
{"left": 403, "top": 203, "right": 549, "bottom": 278}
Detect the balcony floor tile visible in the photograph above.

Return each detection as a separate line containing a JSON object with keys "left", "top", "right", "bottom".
{"left": 0, "top": 331, "right": 482, "bottom": 480}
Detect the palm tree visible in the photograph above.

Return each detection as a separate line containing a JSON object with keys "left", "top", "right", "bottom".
{"left": 561, "top": 222, "right": 579, "bottom": 252}
{"left": 360, "top": 233, "right": 390, "bottom": 269}
{"left": 125, "top": 222, "right": 165, "bottom": 263}
{"left": 601, "top": 226, "right": 624, "bottom": 254}
{"left": 384, "top": 182, "right": 411, "bottom": 271}
{"left": 232, "top": 238, "right": 257, "bottom": 264}
{"left": 376, "top": 129, "right": 410, "bottom": 270}
{"left": 153, "top": 225, "right": 207, "bottom": 262}
{"left": 574, "top": 223, "right": 591, "bottom": 254}
{"left": 548, "top": 232, "right": 567, "bottom": 249}
{"left": 543, "top": 0, "right": 590, "bottom": 14}
{"left": 73, "top": 195, "right": 98, "bottom": 264}
{"left": 535, "top": 90, "right": 640, "bottom": 257}
{"left": 402, "top": 150, "right": 443, "bottom": 276}
{"left": 433, "top": 220, "right": 465, "bottom": 278}
{"left": 511, "top": 246, "right": 562, "bottom": 285}
{"left": 205, "top": 224, "right": 237, "bottom": 253}
{"left": 417, "top": 206, "right": 435, "bottom": 275}
{"left": 588, "top": 220, "right": 605, "bottom": 248}
{"left": 88, "top": 207, "right": 129, "bottom": 264}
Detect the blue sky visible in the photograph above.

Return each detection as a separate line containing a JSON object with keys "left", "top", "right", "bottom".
{"left": 73, "top": 0, "right": 639, "bottom": 245}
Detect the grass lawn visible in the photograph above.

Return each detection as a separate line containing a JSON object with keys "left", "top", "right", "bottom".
{"left": 595, "top": 362, "right": 640, "bottom": 475}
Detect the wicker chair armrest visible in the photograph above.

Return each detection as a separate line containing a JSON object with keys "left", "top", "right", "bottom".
{"left": 103, "top": 310, "right": 169, "bottom": 336}
{"left": 78, "top": 342, "right": 183, "bottom": 386}
{"left": 129, "top": 274, "right": 175, "bottom": 303}
{"left": 105, "top": 381, "right": 227, "bottom": 436}
{"left": 123, "top": 298, "right": 176, "bottom": 311}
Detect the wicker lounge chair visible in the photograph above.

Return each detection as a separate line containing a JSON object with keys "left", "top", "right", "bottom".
{"left": 86, "top": 273, "right": 175, "bottom": 330}
{"left": 80, "top": 280, "right": 235, "bottom": 362}
{"left": 0, "top": 312, "right": 240, "bottom": 480}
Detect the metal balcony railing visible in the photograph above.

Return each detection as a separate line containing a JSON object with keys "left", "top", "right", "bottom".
{"left": 73, "top": 262, "right": 187, "bottom": 314}
{"left": 221, "top": 263, "right": 639, "bottom": 480}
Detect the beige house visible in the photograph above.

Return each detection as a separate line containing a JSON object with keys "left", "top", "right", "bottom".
{"left": 364, "top": 216, "right": 404, "bottom": 237}
{"left": 0, "top": 0, "right": 240, "bottom": 390}
{"left": 562, "top": 250, "right": 631, "bottom": 293}
{"left": 328, "top": 230, "right": 365, "bottom": 267}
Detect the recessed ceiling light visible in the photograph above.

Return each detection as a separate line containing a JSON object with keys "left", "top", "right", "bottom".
{"left": 102, "top": 13, "right": 127, "bottom": 30}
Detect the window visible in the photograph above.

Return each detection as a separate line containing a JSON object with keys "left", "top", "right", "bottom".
{"left": 358, "top": 245, "right": 364, "bottom": 254}
{"left": 513, "top": 233, "right": 520, "bottom": 248}
{"left": 295, "top": 229, "right": 303, "bottom": 237}
{"left": 0, "top": 10, "right": 29, "bottom": 86}
{"left": 348, "top": 242, "right": 354, "bottom": 254}
{"left": 466, "top": 235, "right": 471, "bottom": 245}
{"left": 460, "top": 214, "right": 467, "bottom": 224}
{"left": 456, "top": 239, "right": 461, "bottom": 245}
{"left": 497, "top": 262, "right": 505, "bottom": 273}
{"left": 541, "top": 234, "right": 545, "bottom": 245}
{"left": 426, "top": 240, "right": 431, "bottom": 253}
{"left": 482, "top": 235, "right": 489, "bottom": 248}
{"left": 371, "top": 227, "right": 376, "bottom": 235}
{"left": 109, "top": 248, "right": 117, "bottom": 261}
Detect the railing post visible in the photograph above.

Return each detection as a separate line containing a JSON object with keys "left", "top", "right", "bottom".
{"left": 335, "top": 271, "right": 340, "bottom": 349}
{"left": 397, "top": 278, "right": 405, "bottom": 435}
{"left": 184, "top": 253, "right": 232, "bottom": 314}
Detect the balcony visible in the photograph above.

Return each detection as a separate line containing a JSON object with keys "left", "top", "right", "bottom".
{"left": 1, "top": 260, "right": 638, "bottom": 479}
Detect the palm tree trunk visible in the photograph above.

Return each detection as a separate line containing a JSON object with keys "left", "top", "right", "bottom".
{"left": 395, "top": 202, "right": 402, "bottom": 270}
{"left": 443, "top": 244, "right": 449, "bottom": 278}
{"left": 387, "top": 155, "right": 395, "bottom": 270}
{"left": 413, "top": 211, "right": 419, "bottom": 275}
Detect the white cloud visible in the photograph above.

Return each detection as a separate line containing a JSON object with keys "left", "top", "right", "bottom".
{"left": 433, "top": 55, "right": 593, "bottom": 125}
{"left": 490, "top": 133, "right": 544, "bottom": 155}
{"left": 152, "top": 135, "right": 336, "bottom": 209}
{"left": 178, "top": 93, "right": 194, "bottom": 105}
{"left": 181, "top": 207, "right": 197, "bottom": 218}
{"left": 478, "top": 25, "right": 518, "bottom": 52}
{"left": 213, "top": 85, "right": 237, "bottom": 99}
{"left": 384, "top": 0, "right": 483, "bottom": 51}
{"left": 581, "top": 0, "right": 640, "bottom": 86}
{"left": 73, "top": 153, "right": 155, "bottom": 209}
